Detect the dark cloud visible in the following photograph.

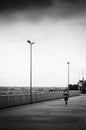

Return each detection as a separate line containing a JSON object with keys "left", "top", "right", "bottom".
{"left": 0, "top": 0, "right": 53, "bottom": 11}
{"left": 0, "top": 0, "right": 86, "bottom": 22}
{"left": 60, "top": 0, "right": 85, "bottom": 3}
{"left": 0, "top": 0, "right": 86, "bottom": 12}
{"left": 60, "top": 0, "right": 78, "bottom": 3}
{"left": 0, "top": 0, "right": 85, "bottom": 11}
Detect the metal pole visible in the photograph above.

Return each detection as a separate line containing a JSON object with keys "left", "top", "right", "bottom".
{"left": 67, "top": 62, "right": 70, "bottom": 91}
{"left": 30, "top": 44, "right": 32, "bottom": 104}
{"left": 27, "top": 40, "right": 35, "bottom": 104}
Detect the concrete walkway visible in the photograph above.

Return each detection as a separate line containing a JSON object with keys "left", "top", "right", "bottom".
{"left": 0, "top": 95, "right": 86, "bottom": 130}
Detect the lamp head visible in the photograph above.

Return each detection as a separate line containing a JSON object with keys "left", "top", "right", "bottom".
{"left": 67, "top": 62, "right": 70, "bottom": 64}
{"left": 27, "top": 40, "right": 31, "bottom": 43}
{"left": 27, "top": 40, "right": 35, "bottom": 45}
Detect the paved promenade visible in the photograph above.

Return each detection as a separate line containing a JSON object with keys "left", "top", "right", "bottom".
{"left": 0, "top": 95, "right": 86, "bottom": 130}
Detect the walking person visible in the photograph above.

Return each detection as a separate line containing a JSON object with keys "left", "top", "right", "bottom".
{"left": 63, "top": 89, "right": 69, "bottom": 105}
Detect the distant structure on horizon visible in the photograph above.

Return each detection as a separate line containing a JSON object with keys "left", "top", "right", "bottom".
{"left": 78, "top": 78, "right": 86, "bottom": 93}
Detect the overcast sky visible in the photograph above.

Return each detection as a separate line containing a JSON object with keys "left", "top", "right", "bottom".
{"left": 0, "top": 0, "right": 86, "bottom": 87}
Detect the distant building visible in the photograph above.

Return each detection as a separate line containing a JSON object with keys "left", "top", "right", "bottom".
{"left": 78, "top": 78, "right": 86, "bottom": 93}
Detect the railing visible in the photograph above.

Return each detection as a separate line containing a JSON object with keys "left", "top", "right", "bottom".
{"left": 0, "top": 90, "right": 80, "bottom": 108}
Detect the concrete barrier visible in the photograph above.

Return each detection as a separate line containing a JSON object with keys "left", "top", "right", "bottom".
{"left": 0, "top": 90, "right": 80, "bottom": 108}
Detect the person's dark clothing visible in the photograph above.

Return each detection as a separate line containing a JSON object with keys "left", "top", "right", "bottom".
{"left": 63, "top": 90, "right": 69, "bottom": 105}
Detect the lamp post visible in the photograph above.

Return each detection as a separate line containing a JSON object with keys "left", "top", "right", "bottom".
{"left": 67, "top": 62, "right": 70, "bottom": 91}
{"left": 27, "top": 40, "right": 35, "bottom": 104}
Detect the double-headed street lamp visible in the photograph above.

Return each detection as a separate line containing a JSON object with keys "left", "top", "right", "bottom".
{"left": 67, "top": 62, "right": 70, "bottom": 91}
{"left": 27, "top": 40, "right": 35, "bottom": 104}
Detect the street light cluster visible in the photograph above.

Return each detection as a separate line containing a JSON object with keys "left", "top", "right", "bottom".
{"left": 27, "top": 40, "right": 70, "bottom": 103}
